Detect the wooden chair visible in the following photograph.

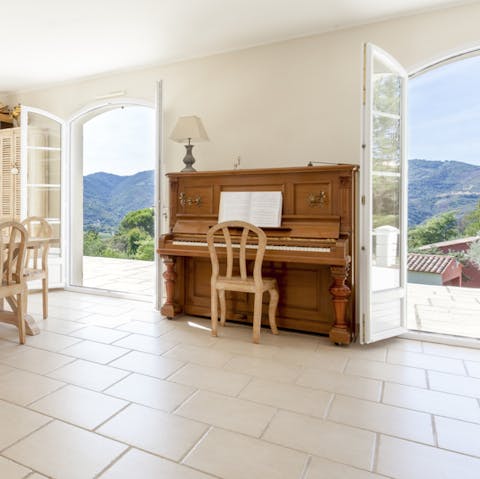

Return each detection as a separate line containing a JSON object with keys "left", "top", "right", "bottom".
{"left": 0, "top": 221, "right": 28, "bottom": 344}
{"left": 207, "top": 220, "right": 279, "bottom": 344}
{"left": 21, "top": 216, "right": 52, "bottom": 319}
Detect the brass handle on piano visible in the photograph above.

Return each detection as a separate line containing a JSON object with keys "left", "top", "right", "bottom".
{"left": 308, "top": 191, "right": 328, "bottom": 207}
{"left": 179, "top": 192, "right": 202, "bottom": 207}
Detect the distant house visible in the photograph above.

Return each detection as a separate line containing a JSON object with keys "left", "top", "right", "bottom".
{"left": 408, "top": 253, "right": 462, "bottom": 286}
{"left": 419, "top": 236, "right": 480, "bottom": 288}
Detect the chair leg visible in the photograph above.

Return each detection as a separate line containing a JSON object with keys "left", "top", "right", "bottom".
{"left": 252, "top": 292, "right": 263, "bottom": 344}
{"left": 211, "top": 286, "right": 218, "bottom": 337}
{"left": 268, "top": 287, "right": 279, "bottom": 335}
{"left": 17, "top": 293, "right": 26, "bottom": 345}
{"left": 42, "top": 278, "right": 48, "bottom": 319}
{"left": 218, "top": 289, "right": 226, "bottom": 326}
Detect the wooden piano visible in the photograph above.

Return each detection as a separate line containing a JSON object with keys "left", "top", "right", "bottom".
{"left": 157, "top": 165, "right": 357, "bottom": 345}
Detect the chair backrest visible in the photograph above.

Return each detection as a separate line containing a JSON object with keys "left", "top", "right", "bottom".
{"left": 0, "top": 220, "right": 27, "bottom": 286}
{"left": 206, "top": 220, "right": 267, "bottom": 286}
{"left": 21, "top": 216, "right": 52, "bottom": 270}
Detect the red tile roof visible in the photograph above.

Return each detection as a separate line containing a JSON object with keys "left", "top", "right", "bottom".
{"left": 407, "top": 253, "right": 456, "bottom": 274}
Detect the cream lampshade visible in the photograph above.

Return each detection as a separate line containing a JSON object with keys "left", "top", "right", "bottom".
{"left": 169, "top": 115, "right": 209, "bottom": 172}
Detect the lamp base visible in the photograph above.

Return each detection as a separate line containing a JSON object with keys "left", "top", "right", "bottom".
{"left": 181, "top": 144, "right": 196, "bottom": 172}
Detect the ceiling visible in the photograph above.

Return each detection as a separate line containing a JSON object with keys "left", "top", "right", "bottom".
{"left": 2, "top": 0, "right": 472, "bottom": 93}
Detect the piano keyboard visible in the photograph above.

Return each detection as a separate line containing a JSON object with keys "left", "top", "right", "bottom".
{"left": 172, "top": 240, "right": 331, "bottom": 253}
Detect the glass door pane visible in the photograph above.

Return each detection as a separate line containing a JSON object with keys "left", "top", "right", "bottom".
{"left": 22, "top": 109, "right": 64, "bottom": 287}
{"left": 360, "top": 44, "right": 408, "bottom": 343}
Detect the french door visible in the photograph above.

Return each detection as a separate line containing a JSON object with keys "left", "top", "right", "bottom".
{"left": 359, "top": 44, "right": 408, "bottom": 343}
{"left": 21, "top": 107, "right": 65, "bottom": 287}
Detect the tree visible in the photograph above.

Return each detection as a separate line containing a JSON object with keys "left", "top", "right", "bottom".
{"left": 408, "top": 211, "right": 459, "bottom": 250}
{"left": 119, "top": 208, "right": 154, "bottom": 236}
{"left": 463, "top": 200, "right": 480, "bottom": 236}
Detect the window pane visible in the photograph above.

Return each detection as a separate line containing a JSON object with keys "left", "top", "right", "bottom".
{"left": 373, "top": 57, "right": 401, "bottom": 115}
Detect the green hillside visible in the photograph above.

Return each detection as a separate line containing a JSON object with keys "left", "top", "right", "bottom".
{"left": 84, "top": 170, "right": 154, "bottom": 233}
{"left": 409, "top": 159, "right": 480, "bottom": 226}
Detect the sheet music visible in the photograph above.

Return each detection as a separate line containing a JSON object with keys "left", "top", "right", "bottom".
{"left": 218, "top": 191, "right": 283, "bottom": 227}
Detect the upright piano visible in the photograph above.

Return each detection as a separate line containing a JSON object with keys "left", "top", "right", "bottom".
{"left": 157, "top": 165, "right": 357, "bottom": 345}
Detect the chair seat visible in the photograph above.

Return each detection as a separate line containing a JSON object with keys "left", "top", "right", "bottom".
{"left": 216, "top": 276, "right": 277, "bottom": 294}
{"left": 24, "top": 268, "right": 46, "bottom": 281}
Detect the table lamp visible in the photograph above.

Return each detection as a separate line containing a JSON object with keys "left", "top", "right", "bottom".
{"left": 169, "top": 115, "right": 209, "bottom": 171}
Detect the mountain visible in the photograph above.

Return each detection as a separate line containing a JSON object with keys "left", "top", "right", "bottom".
{"left": 84, "top": 170, "right": 154, "bottom": 232}
{"left": 409, "top": 159, "right": 480, "bottom": 226}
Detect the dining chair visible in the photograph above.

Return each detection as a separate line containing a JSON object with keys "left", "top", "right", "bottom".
{"left": 0, "top": 220, "right": 28, "bottom": 344}
{"left": 207, "top": 220, "right": 279, "bottom": 344}
{"left": 21, "top": 216, "right": 52, "bottom": 319}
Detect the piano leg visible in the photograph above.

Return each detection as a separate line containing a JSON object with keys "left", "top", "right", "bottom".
{"left": 328, "top": 265, "right": 352, "bottom": 345}
{"left": 161, "top": 256, "right": 182, "bottom": 318}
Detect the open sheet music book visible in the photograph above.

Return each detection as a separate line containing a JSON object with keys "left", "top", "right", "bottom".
{"left": 218, "top": 191, "right": 283, "bottom": 227}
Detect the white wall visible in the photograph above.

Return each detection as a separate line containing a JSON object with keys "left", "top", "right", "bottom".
{"left": 8, "top": 2, "right": 480, "bottom": 174}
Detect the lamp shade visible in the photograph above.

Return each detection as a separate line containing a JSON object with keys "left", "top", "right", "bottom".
{"left": 169, "top": 115, "right": 209, "bottom": 143}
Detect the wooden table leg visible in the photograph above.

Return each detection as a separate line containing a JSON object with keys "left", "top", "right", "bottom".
{"left": 5, "top": 295, "right": 40, "bottom": 336}
{"left": 328, "top": 264, "right": 352, "bottom": 345}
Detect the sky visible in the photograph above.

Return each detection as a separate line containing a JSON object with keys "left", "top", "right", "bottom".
{"left": 83, "top": 106, "right": 155, "bottom": 176}
{"left": 408, "top": 54, "right": 480, "bottom": 166}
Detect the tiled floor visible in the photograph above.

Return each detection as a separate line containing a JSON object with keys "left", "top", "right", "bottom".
{"left": 0, "top": 291, "right": 478, "bottom": 478}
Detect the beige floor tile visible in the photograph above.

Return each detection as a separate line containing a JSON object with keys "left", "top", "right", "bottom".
{"left": 304, "top": 456, "right": 385, "bottom": 479}
{"left": 184, "top": 427, "right": 307, "bottom": 479}
{"left": 61, "top": 340, "right": 129, "bottom": 364}
{"left": 98, "top": 403, "right": 207, "bottom": 461}
{"left": 383, "top": 337, "right": 423, "bottom": 352}
{"left": 112, "top": 334, "right": 177, "bottom": 355}
{"left": 37, "top": 317, "right": 85, "bottom": 335}
{"left": 176, "top": 390, "right": 276, "bottom": 437}
{"left": 47, "top": 305, "right": 93, "bottom": 321}
{"left": 318, "top": 342, "right": 388, "bottom": 362}
{"left": 100, "top": 448, "right": 214, "bottom": 479}
{"left": 212, "top": 338, "right": 280, "bottom": 359}
{"left": 169, "top": 363, "right": 251, "bottom": 396}
{"left": 82, "top": 302, "right": 135, "bottom": 316}
{"left": 71, "top": 325, "right": 131, "bottom": 344}
{"left": 159, "top": 328, "right": 219, "bottom": 347}
{"left": 25, "top": 474, "right": 48, "bottom": 479}
{"left": 0, "top": 369, "right": 64, "bottom": 406}
{"left": 0, "top": 348, "right": 75, "bottom": 374}
{"left": 163, "top": 344, "right": 234, "bottom": 368}
{"left": 24, "top": 330, "right": 81, "bottom": 352}
{"left": 344, "top": 358, "right": 427, "bottom": 388}
{"left": 76, "top": 313, "right": 131, "bottom": 328}
{"left": 263, "top": 410, "right": 375, "bottom": 470}
{"left": 272, "top": 347, "right": 348, "bottom": 371}
{"left": 239, "top": 378, "right": 332, "bottom": 418}
{"left": 30, "top": 384, "right": 128, "bottom": 429}
{"left": 47, "top": 359, "right": 130, "bottom": 391}
{"left": 0, "top": 399, "right": 50, "bottom": 449}
{"left": 428, "top": 370, "right": 480, "bottom": 398}
{"left": 383, "top": 382, "right": 480, "bottom": 423}
{"left": 0, "top": 456, "right": 31, "bottom": 479}
{"left": 105, "top": 373, "right": 195, "bottom": 412}
{"left": 386, "top": 349, "right": 466, "bottom": 375}
{"left": 422, "top": 342, "right": 480, "bottom": 362}
{"left": 466, "top": 360, "right": 480, "bottom": 378}
{"left": 116, "top": 320, "right": 175, "bottom": 336}
{"left": 109, "top": 350, "right": 185, "bottom": 378}
{"left": 224, "top": 355, "right": 302, "bottom": 383}
{"left": 435, "top": 416, "right": 480, "bottom": 457}
{"left": 328, "top": 394, "right": 434, "bottom": 444}
{"left": 4, "top": 420, "right": 127, "bottom": 479}
{"left": 376, "top": 435, "right": 480, "bottom": 479}
{"left": 296, "top": 368, "right": 382, "bottom": 401}
{"left": 0, "top": 342, "right": 31, "bottom": 360}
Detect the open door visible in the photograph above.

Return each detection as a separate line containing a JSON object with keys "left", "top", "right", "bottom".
{"left": 359, "top": 44, "right": 408, "bottom": 343}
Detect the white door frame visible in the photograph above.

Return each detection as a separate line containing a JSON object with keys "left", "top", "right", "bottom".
{"left": 65, "top": 89, "right": 163, "bottom": 306}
